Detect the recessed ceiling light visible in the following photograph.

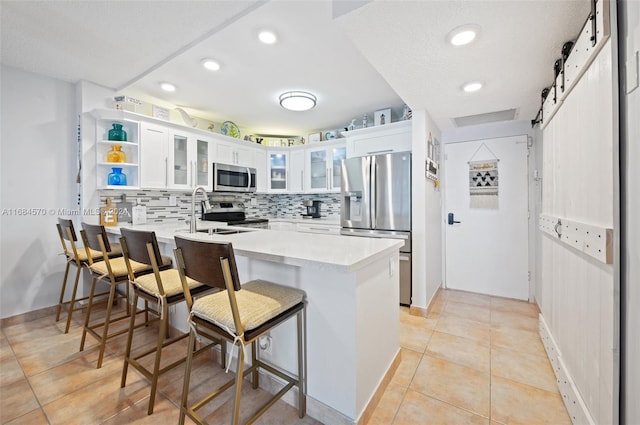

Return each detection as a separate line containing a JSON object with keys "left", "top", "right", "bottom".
{"left": 160, "top": 82, "right": 176, "bottom": 92}
{"left": 447, "top": 24, "right": 480, "bottom": 46}
{"left": 279, "top": 91, "right": 317, "bottom": 111}
{"left": 258, "top": 30, "right": 277, "bottom": 44}
{"left": 463, "top": 82, "right": 483, "bottom": 92}
{"left": 201, "top": 59, "right": 220, "bottom": 71}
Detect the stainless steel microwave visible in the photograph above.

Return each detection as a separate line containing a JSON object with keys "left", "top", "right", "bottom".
{"left": 212, "top": 163, "right": 256, "bottom": 192}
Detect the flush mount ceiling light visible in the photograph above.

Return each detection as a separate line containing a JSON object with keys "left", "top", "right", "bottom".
{"left": 258, "top": 30, "right": 277, "bottom": 44}
{"left": 160, "top": 82, "right": 176, "bottom": 92}
{"left": 447, "top": 24, "right": 480, "bottom": 46}
{"left": 279, "top": 91, "right": 317, "bottom": 111}
{"left": 201, "top": 59, "right": 220, "bottom": 71}
{"left": 463, "top": 81, "right": 483, "bottom": 92}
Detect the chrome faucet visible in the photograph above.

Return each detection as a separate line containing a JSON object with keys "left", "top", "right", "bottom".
{"left": 190, "top": 186, "right": 208, "bottom": 233}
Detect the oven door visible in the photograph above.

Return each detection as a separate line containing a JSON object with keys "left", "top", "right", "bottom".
{"left": 213, "top": 163, "right": 256, "bottom": 192}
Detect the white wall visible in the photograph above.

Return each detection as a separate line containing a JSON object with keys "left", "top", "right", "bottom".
{"left": 620, "top": 0, "right": 640, "bottom": 423}
{"left": 0, "top": 66, "right": 77, "bottom": 319}
{"left": 78, "top": 81, "right": 117, "bottom": 217}
{"left": 443, "top": 120, "right": 539, "bottom": 301}
{"left": 411, "top": 110, "right": 442, "bottom": 310}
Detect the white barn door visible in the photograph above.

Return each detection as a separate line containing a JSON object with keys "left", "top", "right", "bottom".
{"left": 444, "top": 135, "right": 529, "bottom": 300}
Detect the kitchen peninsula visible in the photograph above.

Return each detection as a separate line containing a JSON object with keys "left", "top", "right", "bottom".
{"left": 105, "top": 223, "right": 402, "bottom": 425}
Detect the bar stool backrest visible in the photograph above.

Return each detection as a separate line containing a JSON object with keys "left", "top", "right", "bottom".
{"left": 57, "top": 219, "right": 80, "bottom": 261}
{"left": 57, "top": 218, "right": 78, "bottom": 242}
{"left": 174, "top": 236, "right": 241, "bottom": 292}
{"left": 120, "top": 228, "right": 163, "bottom": 266}
{"left": 81, "top": 222, "right": 113, "bottom": 254}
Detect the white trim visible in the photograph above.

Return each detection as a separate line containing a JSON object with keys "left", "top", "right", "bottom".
{"left": 539, "top": 313, "right": 596, "bottom": 425}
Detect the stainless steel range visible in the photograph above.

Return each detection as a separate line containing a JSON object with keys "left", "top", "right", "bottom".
{"left": 201, "top": 201, "right": 269, "bottom": 229}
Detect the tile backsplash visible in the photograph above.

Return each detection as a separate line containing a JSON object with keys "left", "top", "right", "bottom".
{"left": 98, "top": 190, "right": 341, "bottom": 223}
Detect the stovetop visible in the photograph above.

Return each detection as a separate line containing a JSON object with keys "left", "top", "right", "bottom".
{"left": 201, "top": 201, "right": 267, "bottom": 225}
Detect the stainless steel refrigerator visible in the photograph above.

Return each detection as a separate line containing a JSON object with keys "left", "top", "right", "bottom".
{"left": 340, "top": 152, "right": 412, "bottom": 305}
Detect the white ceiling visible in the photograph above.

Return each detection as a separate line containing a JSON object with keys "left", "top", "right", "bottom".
{"left": 1, "top": 0, "right": 590, "bottom": 136}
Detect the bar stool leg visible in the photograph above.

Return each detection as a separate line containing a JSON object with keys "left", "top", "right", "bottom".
{"left": 56, "top": 261, "right": 71, "bottom": 322}
{"left": 80, "top": 277, "right": 98, "bottom": 351}
{"left": 251, "top": 340, "right": 259, "bottom": 389}
{"left": 96, "top": 281, "right": 118, "bottom": 368}
{"left": 231, "top": 344, "right": 246, "bottom": 425}
{"left": 63, "top": 265, "right": 83, "bottom": 334}
{"left": 220, "top": 340, "right": 227, "bottom": 369}
{"left": 297, "top": 310, "right": 306, "bottom": 418}
{"left": 147, "top": 300, "right": 168, "bottom": 415}
{"left": 179, "top": 328, "right": 197, "bottom": 425}
{"left": 121, "top": 292, "right": 139, "bottom": 389}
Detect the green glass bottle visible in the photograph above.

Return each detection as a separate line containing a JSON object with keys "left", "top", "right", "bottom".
{"left": 108, "top": 123, "right": 127, "bottom": 141}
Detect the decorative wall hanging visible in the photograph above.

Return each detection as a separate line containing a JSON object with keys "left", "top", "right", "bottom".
{"left": 425, "top": 132, "right": 439, "bottom": 185}
{"left": 469, "top": 160, "right": 499, "bottom": 209}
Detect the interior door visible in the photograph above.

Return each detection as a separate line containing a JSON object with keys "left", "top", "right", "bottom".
{"left": 444, "top": 135, "right": 529, "bottom": 300}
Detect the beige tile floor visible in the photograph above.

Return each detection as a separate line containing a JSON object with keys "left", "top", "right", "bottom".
{"left": 0, "top": 289, "right": 570, "bottom": 425}
{"left": 372, "top": 289, "right": 572, "bottom": 425}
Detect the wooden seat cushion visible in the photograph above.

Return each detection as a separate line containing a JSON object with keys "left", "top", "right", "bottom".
{"left": 90, "top": 255, "right": 171, "bottom": 278}
{"left": 134, "top": 269, "right": 202, "bottom": 298}
{"left": 191, "top": 280, "right": 305, "bottom": 334}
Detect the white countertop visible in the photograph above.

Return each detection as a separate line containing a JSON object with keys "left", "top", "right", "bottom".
{"left": 106, "top": 220, "right": 401, "bottom": 272}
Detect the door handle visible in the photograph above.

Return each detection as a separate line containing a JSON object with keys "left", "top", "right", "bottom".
{"left": 448, "top": 213, "right": 461, "bottom": 225}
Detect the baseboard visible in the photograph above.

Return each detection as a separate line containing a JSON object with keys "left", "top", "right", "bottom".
{"left": 538, "top": 313, "right": 596, "bottom": 425}
{"left": 0, "top": 305, "right": 58, "bottom": 328}
{"left": 357, "top": 349, "right": 401, "bottom": 425}
{"left": 409, "top": 305, "right": 428, "bottom": 318}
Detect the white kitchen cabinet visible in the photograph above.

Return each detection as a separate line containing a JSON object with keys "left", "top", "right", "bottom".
{"left": 214, "top": 139, "right": 254, "bottom": 167}
{"left": 167, "top": 130, "right": 212, "bottom": 190}
{"left": 295, "top": 222, "right": 341, "bottom": 235}
{"left": 305, "top": 142, "right": 346, "bottom": 193}
{"left": 346, "top": 120, "right": 411, "bottom": 158}
{"left": 139, "top": 122, "right": 168, "bottom": 189}
{"left": 289, "top": 148, "right": 305, "bottom": 193}
{"left": 94, "top": 114, "right": 140, "bottom": 189}
{"left": 268, "top": 149, "right": 289, "bottom": 192}
{"left": 253, "top": 149, "right": 268, "bottom": 193}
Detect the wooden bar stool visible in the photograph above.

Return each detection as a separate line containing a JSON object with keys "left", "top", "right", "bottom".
{"left": 79, "top": 223, "right": 171, "bottom": 368}
{"left": 119, "top": 228, "right": 221, "bottom": 415}
{"left": 55, "top": 218, "right": 122, "bottom": 333}
{"left": 174, "top": 236, "right": 307, "bottom": 425}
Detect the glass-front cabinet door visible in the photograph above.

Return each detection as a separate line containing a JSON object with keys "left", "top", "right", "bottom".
{"left": 171, "top": 133, "right": 190, "bottom": 189}
{"left": 308, "top": 148, "right": 328, "bottom": 191}
{"left": 331, "top": 145, "right": 346, "bottom": 191}
{"left": 268, "top": 151, "right": 288, "bottom": 192}
{"left": 196, "top": 138, "right": 210, "bottom": 188}
{"left": 304, "top": 142, "right": 346, "bottom": 193}
{"left": 167, "top": 131, "right": 212, "bottom": 190}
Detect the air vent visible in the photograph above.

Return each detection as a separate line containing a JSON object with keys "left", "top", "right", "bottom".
{"left": 452, "top": 108, "right": 518, "bottom": 127}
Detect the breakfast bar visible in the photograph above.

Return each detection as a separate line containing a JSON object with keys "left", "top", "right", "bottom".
{"left": 106, "top": 223, "right": 402, "bottom": 424}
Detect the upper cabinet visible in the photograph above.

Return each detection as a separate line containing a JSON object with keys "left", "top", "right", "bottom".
{"left": 268, "top": 149, "right": 289, "bottom": 192}
{"left": 304, "top": 142, "right": 346, "bottom": 193}
{"left": 167, "top": 130, "right": 212, "bottom": 190}
{"left": 214, "top": 139, "right": 254, "bottom": 167}
{"left": 345, "top": 120, "right": 411, "bottom": 158}
{"left": 139, "top": 122, "right": 168, "bottom": 189}
{"left": 253, "top": 149, "right": 268, "bottom": 193}
{"left": 93, "top": 109, "right": 401, "bottom": 194}
{"left": 289, "top": 148, "right": 305, "bottom": 193}
{"left": 94, "top": 113, "right": 140, "bottom": 189}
